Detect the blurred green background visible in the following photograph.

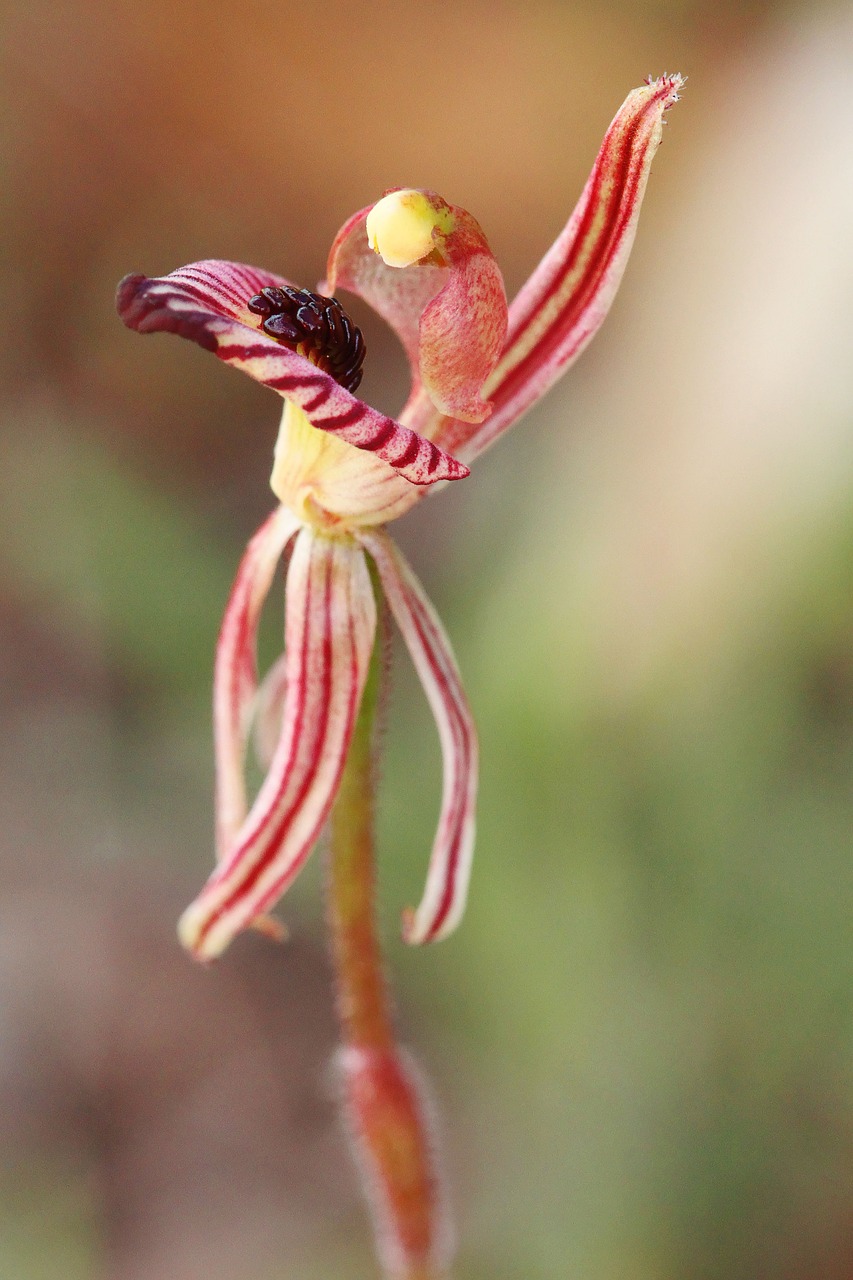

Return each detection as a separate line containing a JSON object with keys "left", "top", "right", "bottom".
{"left": 1, "top": 1, "right": 852, "bottom": 1276}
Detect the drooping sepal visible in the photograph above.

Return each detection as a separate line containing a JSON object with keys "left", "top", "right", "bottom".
{"left": 440, "top": 74, "right": 684, "bottom": 459}
{"left": 213, "top": 505, "right": 300, "bottom": 857}
{"left": 325, "top": 190, "right": 508, "bottom": 425}
{"left": 251, "top": 652, "right": 288, "bottom": 773}
{"left": 116, "top": 261, "right": 468, "bottom": 486}
{"left": 179, "top": 528, "right": 377, "bottom": 960}
{"left": 360, "top": 530, "right": 478, "bottom": 945}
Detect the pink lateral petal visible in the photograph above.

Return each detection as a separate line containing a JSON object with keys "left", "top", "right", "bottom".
{"left": 116, "top": 261, "right": 469, "bottom": 486}
{"left": 360, "top": 530, "right": 478, "bottom": 945}
{"left": 438, "top": 74, "right": 684, "bottom": 460}
{"left": 180, "top": 528, "right": 377, "bottom": 961}
{"left": 213, "top": 506, "right": 300, "bottom": 859}
{"left": 325, "top": 194, "right": 507, "bottom": 426}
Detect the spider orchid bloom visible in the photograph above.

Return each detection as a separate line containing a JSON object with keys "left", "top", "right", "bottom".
{"left": 117, "top": 75, "right": 682, "bottom": 962}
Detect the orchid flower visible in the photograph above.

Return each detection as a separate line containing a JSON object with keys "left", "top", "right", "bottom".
{"left": 118, "top": 75, "right": 682, "bottom": 963}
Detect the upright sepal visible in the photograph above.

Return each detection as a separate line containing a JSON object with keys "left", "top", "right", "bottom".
{"left": 438, "top": 74, "right": 684, "bottom": 459}
{"left": 360, "top": 531, "right": 478, "bottom": 945}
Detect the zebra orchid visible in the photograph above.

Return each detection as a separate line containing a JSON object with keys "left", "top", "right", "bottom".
{"left": 117, "top": 75, "right": 682, "bottom": 962}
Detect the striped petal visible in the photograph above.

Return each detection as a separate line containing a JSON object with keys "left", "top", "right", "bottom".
{"left": 325, "top": 190, "right": 507, "bottom": 425}
{"left": 251, "top": 651, "right": 289, "bottom": 773}
{"left": 116, "top": 261, "right": 468, "bottom": 487}
{"left": 360, "top": 530, "right": 477, "bottom": 945}
{"left": 213, "top": 506, "right": 300, "bottom": 857}
{"left": 436, "top": 74, "right": 684, "bottom": 460}
{"left": 179, "top": 528, "right": 377, "bottom": 961}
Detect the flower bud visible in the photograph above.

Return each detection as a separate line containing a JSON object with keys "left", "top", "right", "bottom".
{"left": 338, "top": 1044, "right": 452, "bottom": 1278}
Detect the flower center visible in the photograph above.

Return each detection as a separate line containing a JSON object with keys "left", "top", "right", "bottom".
{"left": 247, "top": 286, "right": 366, "bottom": 393}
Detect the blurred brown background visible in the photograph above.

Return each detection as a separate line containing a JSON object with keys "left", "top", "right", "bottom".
{"left": 2, "top": 1, "right": 853, "bottom": 1277}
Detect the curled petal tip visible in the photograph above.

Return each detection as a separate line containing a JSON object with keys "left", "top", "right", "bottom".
{"left": 177, "top": 901, "right": 225, "bottom": 963}
{"left": 400, "top": 907, "right": 455, "bottom": 946}
{"left": 178, "top": 902, "right": 287, "bottom": 960}
{"left": 116, "top": 272, "right": 144, "bottom": 319}
{"left": 115, "top": 269, "right": 220, "bottom": 350}
{"left": 251, "top": 913, "right": 289, "bottom": 943}
{"left": 178, "top": 895, "right": 287, "bottom": 959}
{"left": 400, "top": 904, "right": 455, "bottom": 947}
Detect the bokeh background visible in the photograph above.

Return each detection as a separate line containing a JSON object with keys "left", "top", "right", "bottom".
{"left": 2, "top": 1, "right": 852, "bottom": 1277}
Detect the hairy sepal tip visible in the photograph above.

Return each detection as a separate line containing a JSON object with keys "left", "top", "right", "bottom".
{"left": 644, "top": 71, "right": 686, "bottom": 108}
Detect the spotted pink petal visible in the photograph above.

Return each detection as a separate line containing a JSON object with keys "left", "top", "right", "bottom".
{"left": 179, "top": 527, "right": 377, "bottom": 961}
{"left": 360, "top": 530, "right": 477, "bottom": 945}
{"left": 116, "top": 261, "right": 468, "bottom": 487}
{"left": 325, "top": 193, "right": 507, "bottom": 425}
{"left": 213, "top": 505, "right": 300, "bottom": 858}
{"left": 436, "top": 74, "right": 684, "bottom": 460}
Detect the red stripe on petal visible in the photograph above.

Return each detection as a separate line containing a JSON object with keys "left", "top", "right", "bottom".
{"left": 391, "top": 434, "right": 423, "bottom": 471}
{"left": 203, "top": 546, "right": 331, "bottom": 931}
{"left": 316, "top": 403, "right": 366, "bottom": 433}
{"left": 179, "top": 530, "right": 377, "bottom": 960}
{"left": 400, "top": 598, "right": 469, "bottom": 941}
{"left": 360, "top": 531, "right": 477, "bottom": 945}
{"left": 193, "top": 537, "right": 329, "bottom": 951}
{"left": 355, "top": 419, "right": 398, "bottom": 452}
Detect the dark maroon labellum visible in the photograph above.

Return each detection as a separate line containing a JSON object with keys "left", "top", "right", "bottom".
{"left": 248, "top": 285, "right": 365, "bottom": 394}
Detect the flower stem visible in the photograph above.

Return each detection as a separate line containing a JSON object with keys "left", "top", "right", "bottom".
{"left": 326, "top": 637, "right": 449, "bottom": 1280}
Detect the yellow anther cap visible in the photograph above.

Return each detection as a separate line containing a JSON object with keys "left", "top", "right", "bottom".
{"left": 366, "top": 189, "right": 454, "bottom": 269}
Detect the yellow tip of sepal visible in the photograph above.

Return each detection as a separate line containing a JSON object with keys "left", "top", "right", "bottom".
{"left": 366, "top": 189, "right": 454, "bottom": 269}
{"left": 177, "top": 901, "right": 226, "bottom": 962}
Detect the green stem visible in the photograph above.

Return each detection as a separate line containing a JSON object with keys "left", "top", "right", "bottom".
{"left": 327, "top": 644, "right": 392, "bottom": 1051}
{"left": 326, "top": 638, "right": 449, "bottom": 1280}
